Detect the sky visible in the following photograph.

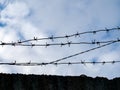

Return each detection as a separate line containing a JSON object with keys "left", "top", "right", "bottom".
{"left": 0, "top": 0, "right": 120, "bottom": 79}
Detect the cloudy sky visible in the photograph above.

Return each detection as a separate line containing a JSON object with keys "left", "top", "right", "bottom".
{"left": 0, "top": 0, "right": 120, "bottom": 79}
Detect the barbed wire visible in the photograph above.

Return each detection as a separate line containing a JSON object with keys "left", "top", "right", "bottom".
{"left": 49, "top": 40, "right": 120, "bottom": 64}
{"left": 9, "top": 27, "right": 120, "bottom": 44}
{"left": 0, "top": 38, "right": 120, "bottom": 47}
{"left": 0, "top": 39, "right": 119, "bottom": 66}
{"left": 0, "top": 60, "right": 120, "bottom": 66}
{"left": 0, "top": 27, "right": 120, "bottom": 67}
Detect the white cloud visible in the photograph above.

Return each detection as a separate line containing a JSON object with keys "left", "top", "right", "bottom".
{"left": 3, "top": 2, "right": 29, "bottom": 17}
{"left": 0, "top": 0, "right": 120, "bottom": 79}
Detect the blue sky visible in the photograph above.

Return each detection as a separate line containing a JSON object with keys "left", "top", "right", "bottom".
{"left": 0, "top": 0, "right": 120, "bottom": 79}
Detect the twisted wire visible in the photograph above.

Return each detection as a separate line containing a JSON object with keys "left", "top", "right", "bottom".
{"left": 0, "top": 27, "right": 120, "bottom": 67}
{"left": 0, "top": 39, "right": 120, "bottom": 47}
{"left": 12, "top": 27, "right": 120, "bottom": 44}
{"left": 0, "top": 60, "right": 120, "bottom": 66}
{"left": 49, "top": 40, "right": 120, "bottom": 64}
{"left": 0, "top": 40, "right": 119, "bottom": 66}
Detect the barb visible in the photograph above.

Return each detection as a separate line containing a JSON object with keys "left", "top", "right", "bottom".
{"left": 49, "top": 40, "right": 120, "bottom": 64}
{"left": 0, "top": 39, "right": 120, "bottom": 47}
{"left": 0, "top": 60, "right": 120, "bottom": 66}
{"left": 13, "top": 27, "right": 120, "bottom": 43}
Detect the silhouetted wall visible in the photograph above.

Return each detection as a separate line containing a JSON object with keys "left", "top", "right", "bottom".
{"left": 0, "top": 73, "right": 120, "bottom": 90}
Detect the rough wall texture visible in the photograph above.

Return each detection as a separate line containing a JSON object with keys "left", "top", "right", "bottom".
{"left": 0, "top": 73, "right": 120, "bottom": 90}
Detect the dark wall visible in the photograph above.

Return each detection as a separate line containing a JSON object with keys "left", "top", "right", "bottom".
{"left": 0, "top": 73, "right": 120, "bottom": 90}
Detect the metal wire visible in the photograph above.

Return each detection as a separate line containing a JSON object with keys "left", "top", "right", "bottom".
{"left": 49, "top": 40, "right": 119, "bottom": 64}
{"left": 0, "top": 39, "right": 120, "bottom": 47}
{"left": 0, "top": 60, "right": 120, "bottom": 66}
{"left": 12, "top": 27, "right": 120, "bottom": 44}
{"left": 0, "top": 40, "right": 119, "bottom": 66}
{"left": 0, "top": 27, "right": 120, "bottom": 67}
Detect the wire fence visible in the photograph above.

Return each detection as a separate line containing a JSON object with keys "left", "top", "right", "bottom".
{"left": 0, "top": 27, "right": 120, "bottom": 66}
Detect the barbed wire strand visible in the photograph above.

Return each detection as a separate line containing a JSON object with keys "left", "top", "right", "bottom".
{"left": 0, "top": 39, "right": 120, "bottom": 47}
{"left": 0, "top": 60, "right": 120, "bottom": 66}
{"left": 52, "top": 60, "right": 120, "bottom": 65}
{"left": 49, "top": 40, "right": 120, "bottom": 64}
{"left": 12, "top": 27, "right": 120, "bottom": 44}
